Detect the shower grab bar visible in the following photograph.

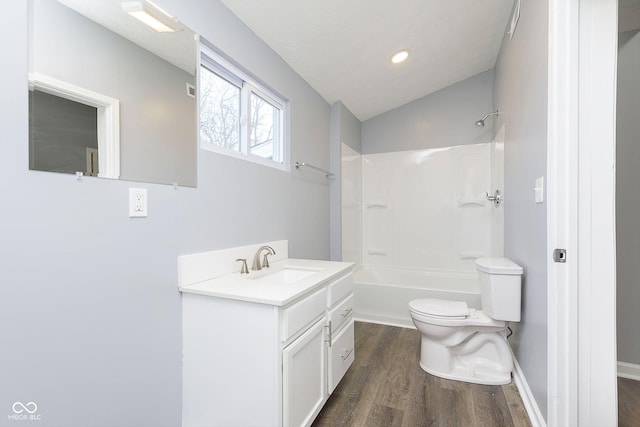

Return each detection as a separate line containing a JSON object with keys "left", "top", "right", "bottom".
{"left": 294, "top": 162, "right": 334, "bottom": 178}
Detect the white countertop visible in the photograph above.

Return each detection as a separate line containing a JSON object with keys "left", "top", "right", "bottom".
{"left": 179, "top": 258, "right": 353, "bottom": 306}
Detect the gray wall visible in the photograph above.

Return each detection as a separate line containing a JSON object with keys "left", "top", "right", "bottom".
{"left": 617, "top": 29, "right": 640, "bottom": 366}
{"left": 493, "top": 0, "right": 549, "bottom": 420}
{"left": 1, "top": 1, "right": 331, "bottom": 426}
{"left": 329, "top": 101, "right": 361, "bottom": 261}
{"left": 31, "top": 0, "right": 197, "bottom": 186}
{"left": 361, "top": 70, "right": 494, "bottom": 154}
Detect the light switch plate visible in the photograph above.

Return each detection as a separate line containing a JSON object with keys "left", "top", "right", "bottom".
{"left": 535, "top": 177, "right": 544, "bottom": 204}
{"left": 129, "top": 188, "right": 148, "bottom": 217}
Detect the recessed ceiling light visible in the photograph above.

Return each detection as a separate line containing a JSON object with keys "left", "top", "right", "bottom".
{"left": 391, "top": 49, "right": 410, "bottom": 64}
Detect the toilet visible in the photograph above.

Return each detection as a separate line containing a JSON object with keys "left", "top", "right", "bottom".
{"left": 408, "top": 257, "right": 523, "bottom": 385}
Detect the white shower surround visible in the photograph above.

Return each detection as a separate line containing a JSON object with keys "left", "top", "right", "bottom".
{"left": 362, "top": 143, "right": 493, "bottom": 272}
{"left": 342, "top": 143, "right": 500, "bottom": 327}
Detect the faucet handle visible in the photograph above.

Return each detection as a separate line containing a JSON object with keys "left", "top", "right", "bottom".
{"left": 262, "top": 253, "right": 272, "bottom": 269}
{"left": 236, "top": 258, "right": 249, "bottom": 274}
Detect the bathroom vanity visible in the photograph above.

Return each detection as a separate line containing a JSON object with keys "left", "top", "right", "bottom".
{"left": 179, "top": 241, "right": 354, "bottom": 427}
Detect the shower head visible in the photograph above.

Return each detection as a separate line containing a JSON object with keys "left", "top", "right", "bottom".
{"left": 475, "top": 111, "right": 499, "bottom": 127}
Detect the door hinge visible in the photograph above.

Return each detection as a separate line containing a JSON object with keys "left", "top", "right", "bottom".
{"left": 553, "top": 248, "right": 567, "bottom": 263}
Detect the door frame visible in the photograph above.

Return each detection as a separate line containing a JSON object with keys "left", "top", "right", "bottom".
{"left": 547, "top": 0, "right": 618, "bottom": 425}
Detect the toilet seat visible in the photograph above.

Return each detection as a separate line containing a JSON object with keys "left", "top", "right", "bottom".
{"left": 409, "top": 299, "right": 469, "bottom": 319}
{"left": 409, "top": 298, "right": 506, "bottom": 328}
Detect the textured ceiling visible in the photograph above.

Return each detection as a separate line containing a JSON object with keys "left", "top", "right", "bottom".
{"left": 220, "top": 0, "right": 514, "bottom": 121}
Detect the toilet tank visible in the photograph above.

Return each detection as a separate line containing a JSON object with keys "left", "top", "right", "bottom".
{"left": 475, "top": 258, "right": 523, "bottom": 322}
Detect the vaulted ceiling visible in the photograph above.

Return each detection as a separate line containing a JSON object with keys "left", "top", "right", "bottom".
{"left": 219, "top": 0, "right": 514, "bottom": 121}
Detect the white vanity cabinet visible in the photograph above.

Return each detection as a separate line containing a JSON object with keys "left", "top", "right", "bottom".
{"left": 181, "top": 261, "right": 354, "bottom": 427}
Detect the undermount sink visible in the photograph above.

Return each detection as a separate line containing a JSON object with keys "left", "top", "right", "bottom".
{"left": 249, "top": 267, "right": 319, "bottom": 284}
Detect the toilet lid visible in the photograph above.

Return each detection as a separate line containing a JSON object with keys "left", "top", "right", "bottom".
{"left": 409, "top": 298, "right": 469, "bottom": 318}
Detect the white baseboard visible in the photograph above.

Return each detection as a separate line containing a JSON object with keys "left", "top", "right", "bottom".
{"left": 353, "top": 314, "right": 415, "bottom": 329}
{"left": 618, "top": 361, "right": 640, "bottom": 381}
{"left": 512, "top": 356, "right": 546, "bottom": 427}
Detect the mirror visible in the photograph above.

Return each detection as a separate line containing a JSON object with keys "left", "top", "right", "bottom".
{"left": 29, "top": 0, "right": 198, "bottom": 187}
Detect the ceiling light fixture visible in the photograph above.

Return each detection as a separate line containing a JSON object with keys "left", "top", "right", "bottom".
{"left": 121, "top": 1, "right": 179, "bottom": 33}
{"left": 391, "top": 49, "right": 410, "bottom": 64}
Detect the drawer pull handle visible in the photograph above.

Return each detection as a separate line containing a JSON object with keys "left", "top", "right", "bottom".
{"left": 340, "top": 308, "right": 353, "bottom": 318}
{"left": 324, "top": 322, "right": 332, "bottom": 345}
{"left": 341, "top": 348, "right": 354, "bottom": 360}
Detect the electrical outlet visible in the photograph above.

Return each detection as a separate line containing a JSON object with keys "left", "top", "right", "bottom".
{"left": 129, "top": 188, "right": 148, "bottom": 217}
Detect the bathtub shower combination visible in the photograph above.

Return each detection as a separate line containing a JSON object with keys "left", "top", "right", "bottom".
{"left": 342, "top": 142, "right": 502, "bottom": 327}
{"left": 353, "top": 266, "right": 481, "bottom": 327}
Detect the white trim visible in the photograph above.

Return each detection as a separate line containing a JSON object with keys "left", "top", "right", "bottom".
{"left": 199, "top": 44, "right": 289, "bottom": 172}
{"left": 352, "top": 315, "right": 414, "bottom": 330}
{"left": 618, "top": 362, "right": 640, "bottom": 381}
{"left": 547, "top": 1, "right": 619, "bottom": 426}
{"left": 576, "top": 1, "right": 618, "bottom": 425}
{"left": 546, "top": 0, "right": 579, "bottom": 425}
{"left": 29, "top": 72, "right": 120, "bottom": 179}
{"left": 513, "top": 356, "right": 546, "bottom": 427}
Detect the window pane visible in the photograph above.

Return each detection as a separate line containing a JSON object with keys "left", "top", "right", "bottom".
{"left": 249, "top": 92, "right": 279, "bottom": 161}
{"left": 199, "top": 66, "right": 240, "bottom": 151}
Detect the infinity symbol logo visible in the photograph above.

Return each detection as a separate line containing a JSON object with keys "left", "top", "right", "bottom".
{"left": 12, "top": 401, "right": 38, "bottom": 414}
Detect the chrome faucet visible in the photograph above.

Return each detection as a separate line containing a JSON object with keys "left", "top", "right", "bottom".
{"left": 252, "top": 246, "right": 276, "bottom": 271}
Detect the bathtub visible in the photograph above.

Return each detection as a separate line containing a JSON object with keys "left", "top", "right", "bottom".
{"left": 353, "top": 265, "right": 481, "bottom": 328}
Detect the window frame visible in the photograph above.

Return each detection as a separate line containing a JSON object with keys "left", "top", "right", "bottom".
{"left": 199, "top": 45, "right": 289, "bottom": 172}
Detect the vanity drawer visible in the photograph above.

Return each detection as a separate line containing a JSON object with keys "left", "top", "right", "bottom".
{"left": 282, "top": 287, "right": 327, "bottom": 342}
{"left": 329, "top": 293, "right": 354, "bottom": 335}
{"left": 327, "top": 272, "right": 353, "bottom": 307}
{"left": 328, "top": 319, "right": 355, "bottom": 394}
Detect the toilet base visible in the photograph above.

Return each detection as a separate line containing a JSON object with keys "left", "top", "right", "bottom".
{"left": 419, "top": 361, "right": 512, "bottom": 385}
{"left": 418, "top": 330, "right": 514, "bottom": 386}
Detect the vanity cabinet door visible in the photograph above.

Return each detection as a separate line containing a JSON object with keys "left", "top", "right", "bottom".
{"left": 282, "top": 317, "right": 327, "bottom": 427}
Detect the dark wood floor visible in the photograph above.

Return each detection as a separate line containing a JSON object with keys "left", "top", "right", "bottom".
{"left": 313, "top": 322, "right": 532, "bottom": 427}
{"left": 619, "top": 377, "right": 640, "bottom": 427}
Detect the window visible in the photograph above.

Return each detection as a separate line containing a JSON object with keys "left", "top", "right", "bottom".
{"left": 199, "top": 46, "right": 287, "bottom": 169}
